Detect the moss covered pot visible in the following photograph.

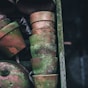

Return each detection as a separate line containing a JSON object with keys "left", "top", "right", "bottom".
{"left": 32, "top": 74, "right": 58, "bottom": 88}
{"left": 0, "top": 61, "right": 30, "bottom": 88}
{"left": 31, "top": 56, "right": 58, "bottom": 74}
{"left": 30, "top": 43, "right": 56, "bottom": 58}
{"left": 0, "top": 21, "right": 26, "bottom": 58}
{"left": 29, "top": 34, "right": 55, "bottom": 46}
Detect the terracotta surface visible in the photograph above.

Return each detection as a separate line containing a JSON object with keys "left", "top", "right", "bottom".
{"left": 30, "top": 11, "right": 55, "bottom": 24}
{"left": 33, "top": 74, "right": 58, "bottom": 88}
{"left": 0, "top": 22, "right": 26, "bottom": 58}
{"left": 31, "top": 20, "right": 54, "bottom": 29}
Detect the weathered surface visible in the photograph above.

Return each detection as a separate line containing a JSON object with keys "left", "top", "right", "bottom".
{"left": 31, "top": 56, "right": 58, "bottom": 74}
{"left": 0, "top": 18, "right": 10, "bottom": 29}
{"left": 33, "top": 74, "right": 58, "bottom": 88}
{"left": 30, "top": 11, "right": 55, "bottom": 24}
{"left": 56, "top": 0, "right": 67, "bottom": 88}
{"left": 0, "top": 22, "right": 26, "bottom": 58}
{"left": 0, "top": 61, "right": 30, "bottom": 88}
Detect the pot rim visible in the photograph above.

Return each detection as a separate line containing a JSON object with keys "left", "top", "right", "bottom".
{"left": 33, "top": 74, "right": 58, "bottom": 77}
{"left": 30, "top": 11, "right": 55, "bottom": 24}
{"left": 0, "top": 21, "right": 19, "bottom": 39}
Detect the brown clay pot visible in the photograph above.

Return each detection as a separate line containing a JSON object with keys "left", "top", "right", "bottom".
{"left": 32, "top": 74, "right": 58, "bottom": 88}
{"left": 0, "top": 61, "right": 30, "bottom": 88}
{"left": 31, "top": 20, "right": 54, "bottom": 29}
{"left": 31, "top": 56, "right": 58, "bottom": 74}
{"left": 0, "top": 21, "right": 26, "bottom": 58}
{"left": 31, "top": 20, "right": 55, "bottom": 35}
{"left": 32, "top": 26, "right": 55, "bottom": 35}
{"left": 30, "top": 11, "right": 55, "bottom": 24}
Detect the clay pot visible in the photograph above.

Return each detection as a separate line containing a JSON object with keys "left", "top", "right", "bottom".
{"left": 32, "top": 27, "right": 55, "bottom": 35}
{"left": 0, "top": 21, "right": 26, "bottom": 58}
{"left": 30, "top": 43, "right": 56, "bottom": 58}
{"left": 31, "top": 56, "right": 58, "bottom": 74}
{"left": 0, "top": 18, "right": 10, "bottom": 29}
{"left": 29, "top": 34, "right": 55, "bottom": 46}
{"left": 31, "top": 21, "right": 55, "bottom": 35}
{"left": 30, "top": 11, "right": 55, "bottom": 24}
{"left": 31, "top": 20, "right": 54, "bottom": 29}
{"left": 0, "top": 61, "right": 30, "bottom": 88}
{"left": 32, "top": 74, "right": 58, "bottom": 88}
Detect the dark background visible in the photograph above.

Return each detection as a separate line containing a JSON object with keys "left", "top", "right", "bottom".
{"left": 62, "top": 0, "right": 88, "bottom": 88}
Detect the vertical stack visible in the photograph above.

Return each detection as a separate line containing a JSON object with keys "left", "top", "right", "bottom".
{"left": 29, "top": 11, "right": 58, "bottom": 88}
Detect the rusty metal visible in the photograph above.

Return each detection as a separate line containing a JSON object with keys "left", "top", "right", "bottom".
{"left": 0, "top": 61, "right": 30, "bottom": 88}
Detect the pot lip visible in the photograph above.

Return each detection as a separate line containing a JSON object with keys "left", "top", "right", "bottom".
{"left": 30, "top": 11, "right": 55, "bottom": 24}
{"left": 31, "top": 20, "right": 54, "bottom": 26}
{"left": 33, "top": 74, "right": 58, "bottom": 77}
{"left": 30, "top": 11, "right": 54, "bottom": 16}
{"left": 0, "top": 21, "right": 19, "bottom": 39}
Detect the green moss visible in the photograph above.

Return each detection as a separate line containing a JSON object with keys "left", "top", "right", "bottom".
{"left": 0, "top": 21, "right": 19, "bottom": 38}
{"left": 29, "top": 34, "right": 55, "bottom": 46}
{"left": 30, "top": 43, "right": 56, "bottom": 58}
{"left": 32, "top": 55, "right": 58, "bottom": 74}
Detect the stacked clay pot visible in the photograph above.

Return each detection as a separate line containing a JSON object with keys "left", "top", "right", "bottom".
{"left": 29, "top": 11, "right": 58, "bottom": 88}
{"left": 0, "top": 14, "right": 26, "bottom": 58}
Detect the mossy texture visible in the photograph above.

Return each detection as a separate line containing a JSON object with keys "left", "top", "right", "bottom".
{"left": 31, "top": 55, "right": 58, "bottom": 74}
